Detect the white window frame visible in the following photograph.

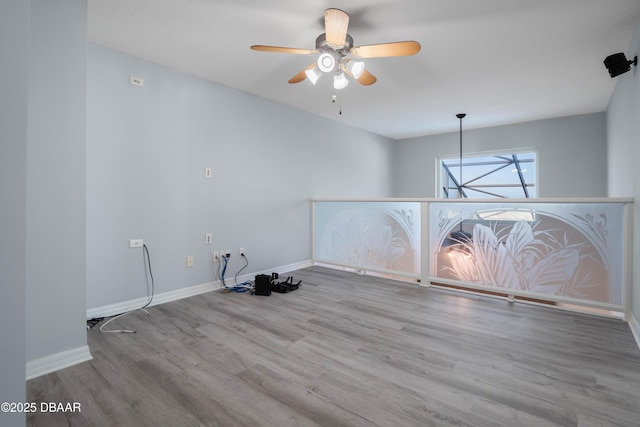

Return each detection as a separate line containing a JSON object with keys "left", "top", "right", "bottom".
{"left": 436, "top": 148, "right": 539, "bottom": 199}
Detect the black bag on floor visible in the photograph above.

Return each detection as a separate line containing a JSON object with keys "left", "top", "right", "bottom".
{"left": 254, "top": 274, "right": 272, "bottom": 296}
{"left": 271, "top": 276, "right": 301, "bottom": 293}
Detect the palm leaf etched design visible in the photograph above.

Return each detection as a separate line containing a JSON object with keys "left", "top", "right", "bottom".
{"left": 326, "top": 213, "right": 407, "bottom": 270}
{"left": 447, "top": 219, "right": 603, "bottom": 298}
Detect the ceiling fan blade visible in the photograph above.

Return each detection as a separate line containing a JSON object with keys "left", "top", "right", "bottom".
{"left": 350, "top": 41, "right": 421, "bottom": 58}
{"left": 288, "top": 64, "right": 316, "bottom": 84}
{"left": 342, "top": 65, "right": 377, "bottom": 86}
{"left": 251, "top": 45, "right": 317, "bottom": 55}
{"left": 324, "top": 8, "right": 349, "bottom": 48}
{"left": 356, "top": 69, "right": 377, "bottom": 86}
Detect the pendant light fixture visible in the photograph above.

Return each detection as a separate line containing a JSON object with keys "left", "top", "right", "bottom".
{"left": 445, "top": 113, "right": 472, "bottom": 253}
{"left": 456, "top": 113, "right": 466, "bottom": 198}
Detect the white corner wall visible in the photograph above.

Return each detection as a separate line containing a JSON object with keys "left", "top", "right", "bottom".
{"left": 86, "top": 44, "right": 394, "bottom": 313}
{"left": 0, "top": 1, "right": 29, "bottom": 425}
{"left": 392, "top": 113, "right": 607, "bottom": 198}
{"left": 607, "top": 16, "right": 640, "bottom": 335}
{"left": 26, "top": 0, "right": 90, "bottom": 374}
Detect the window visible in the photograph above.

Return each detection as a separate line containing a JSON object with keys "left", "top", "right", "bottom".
{"left": 440, "top": 152, "right": 536, "bottom": 198}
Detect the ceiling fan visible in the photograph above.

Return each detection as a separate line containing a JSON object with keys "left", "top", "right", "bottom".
{"left": 250, "top": 8, "right": 421, "bottom": 89}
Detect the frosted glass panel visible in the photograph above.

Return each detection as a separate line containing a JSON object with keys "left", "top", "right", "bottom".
{"left": 315, "top": 201, "right": 420, "bottom": 277}
{"left": 430, "top": 202, "right": 625, "bottom": 306}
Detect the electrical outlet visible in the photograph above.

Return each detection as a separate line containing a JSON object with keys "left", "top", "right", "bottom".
{"left": 205, "top": 168, "right": 212, "bottom": 178}
{"left": 205, "top": 233, "right": 212, "bottom": 244}
{"left": 239, "top": 248, "right": 245, "bottom": 256}
{"left": 213, "top": 251, "right": 220, "bottom": 262}
{"left": 186, "top": 256, "right": 194, "bottom": 267}
{"left": 129, "top": 76, "right": 144, "bottom": 87}
{"left": 129, "top": 239, "right": 144, "bottom": 248}
{"left": 225, "top": 250, "right": 231, "bottom": 258}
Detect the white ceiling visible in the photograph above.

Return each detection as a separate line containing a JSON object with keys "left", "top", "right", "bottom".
{"left": 88, "top": 0, "right": 640, "bottom": 139}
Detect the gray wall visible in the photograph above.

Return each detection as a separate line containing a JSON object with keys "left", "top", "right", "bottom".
{"left": 1, "top": 1, "right": 88, "bottom": 425}
{"left": 0, "top": 1, "right": 29, "bottom": 425}
{"left": 607, "top": 16, "right": 640, "bottom": 323}
{"left": 87, "top": 44, "right": 394, "bottom": 312}
{"left": 392, "top": 113, "right": 607, "bottom": 198}
{"left": 25, "top": 0, "right": 88, "bottom": 364}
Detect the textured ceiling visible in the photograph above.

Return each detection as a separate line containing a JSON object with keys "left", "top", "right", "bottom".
{"left": 88, "top": 0, "right": 640, "bottom": 139}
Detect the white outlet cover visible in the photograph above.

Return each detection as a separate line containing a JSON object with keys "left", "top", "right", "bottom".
{"left": 129, "top": 76, "right": 144, "bottom": 87}
{"left": 129, "top": 239, "right": 144, "bottom": 248}
{"left": 205, "top": 168, "right": 212, "bottom": 178}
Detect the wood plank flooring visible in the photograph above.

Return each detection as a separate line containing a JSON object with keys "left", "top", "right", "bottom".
{"left": 27, "top": 266, "right": 640, "bottom": 426}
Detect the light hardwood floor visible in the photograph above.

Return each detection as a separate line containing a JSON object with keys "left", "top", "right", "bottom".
{"left": 27, "top": 266, "right": 640, "bottom": 426}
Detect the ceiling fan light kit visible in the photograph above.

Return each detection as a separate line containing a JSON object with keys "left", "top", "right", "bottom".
{"left": 345, "top": 59, "right": 365, "bottom": 79}
{"left": 250, "top": 8, "right": 420, "bottom": 89}
{"left": 304, "top": 66, "right": 322, "bottom": 84}
{"left": 317, "top": 52, "right": 338, "bottom": 73}
{"left": 333, "top": 72, "right": 349, "bottom": 89}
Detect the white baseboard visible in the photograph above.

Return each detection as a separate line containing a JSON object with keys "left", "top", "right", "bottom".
{"left": 86, "top": 260, "right": 313, "bottom": 319}
{"left": 272, "top": 259, "right": 313, "bottom": 275}
{"left": 26, "top": 345, "right": 92, "bottom": 380}
{"left": 629, "top": 312, "right": 640, "bottom": 351}
{"left": 86, "top": 280, "right": 223, "bottom": 319}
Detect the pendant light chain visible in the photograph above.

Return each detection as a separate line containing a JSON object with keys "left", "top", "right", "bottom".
{"left": 456, "top": 113, "right": 466, "bottom": 199}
